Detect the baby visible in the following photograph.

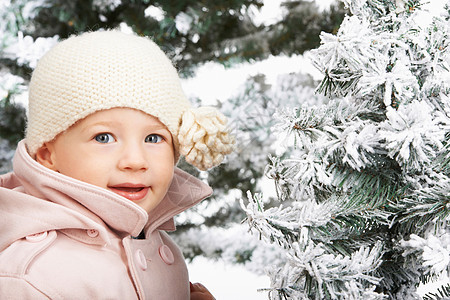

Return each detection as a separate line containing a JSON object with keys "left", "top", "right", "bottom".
{"left": 0, "top": 30, "right": 233, "bottom": 299}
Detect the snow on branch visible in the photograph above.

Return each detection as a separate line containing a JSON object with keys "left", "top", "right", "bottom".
{"left": 240, "top": 192, "right": 335, "bottom": 248}
{"left": 263, "top": 241, "right": 385, "bottom": 299}
{"left": 379, "top": 101, "right": 446, "bottom": 171}
{"left": 240, "top": 0, "right": 450, "bottom": 298}
{"left": 401, "top": 231, "right": 450, "bottom": 277}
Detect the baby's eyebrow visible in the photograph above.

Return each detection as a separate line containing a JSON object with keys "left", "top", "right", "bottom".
{"left": 149, "top": 124, "right": 170, "bottom": 131}
{"left": 81, "top": 121, "right": 170, "bottom": 133}
{"left": 88, "top": 121, "right": 115, "bottom": 127}
{"left": 80, "top": 121, "right": 116, "bottom": 133}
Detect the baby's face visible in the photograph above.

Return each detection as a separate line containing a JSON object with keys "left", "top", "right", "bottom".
{"left": 36, "top": 108, "right": 175, "bottom": 214}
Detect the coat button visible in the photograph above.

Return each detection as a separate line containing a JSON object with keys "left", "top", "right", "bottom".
{"left": 26, "top": 231, "right": 48, "bottom": 242}
{"left": 159, "top": 245, "right": 174, "bottom": 265}
{"left": 86, "top": 229, "right": 99, "bottom": 238}
{"left": 135, "top": 249, "right": 147, "bottom": 271}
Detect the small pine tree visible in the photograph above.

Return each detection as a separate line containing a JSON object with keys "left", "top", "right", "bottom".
{"left": 241, "top": 0, "right": 450, "bottom": 299}
{"left": 172, "top": 72, "right": 328, "bottom": 264}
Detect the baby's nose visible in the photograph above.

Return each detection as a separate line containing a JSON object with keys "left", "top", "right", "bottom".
{"left": 118, "top": 145, "right": 149, "bottom": 171}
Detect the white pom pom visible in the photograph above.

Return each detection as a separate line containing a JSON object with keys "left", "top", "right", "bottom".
{"left": 178, "top": 107, "right": 234, "bottom": 170}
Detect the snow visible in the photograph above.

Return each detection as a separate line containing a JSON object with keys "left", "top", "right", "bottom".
{"left": 250, "top": 0, "right": 283, "bottom": 26}
{"left": 181, "top": 54, "right": 321, "bottom": 105}
{"left": 187, "top": 256, "right": 270, "bottom": 299}
{"left": 144, "top": 5, "right": 165, "bottom": 21}
{"left": 2, "top": 32, "right": 58, "bottom": 69}
{"left": 175, "top": 12, "right": 193, "bottom": 35}
{"left": 417, "top": 277, "right": 450, "bottom": 297}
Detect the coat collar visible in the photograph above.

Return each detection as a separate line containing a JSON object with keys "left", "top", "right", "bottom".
{"left": 7, "top": 140, "right": 212, "bottom": 238}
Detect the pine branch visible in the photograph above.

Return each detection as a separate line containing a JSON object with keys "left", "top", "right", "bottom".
{"left": 262, "top": 241, "right": 386, "bottom": 300}
{"left": 434, "top": 136, "right": 450, "bottom": 175}
{"left": 240, "top": 0, "right": 450, "bottom": 298}
{"left": 328, "top": 162, "right": 400, "bottom": 206}
{"left": 275, "top": 99, "right": 384, "bottom": 152}
{"left": 423, "top": 283, "right": 450, "bottom": 300}
{"left": 316, "top": 66, "right": 362, "bottom": 98}
{"left": 317, "top": 222, "right": 389, "bottom": 256}
{"left": 398, "top": 180, "right": 450, "bottom": 232}
{"left": 0, "top": 99, "right": 26, "bottom": 146}
{"left": 420, "top": 273, "right": 442, "bottom": 285}
{"left": 274, "top": 105, "right": 332, "bottom": 151}
{"left": 370, "top": 231, "right": 430, "bottom": 295}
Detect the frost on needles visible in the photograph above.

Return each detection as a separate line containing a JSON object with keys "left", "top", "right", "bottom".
{"left": 240, "top": 0, "right": 450, "bottom": 299}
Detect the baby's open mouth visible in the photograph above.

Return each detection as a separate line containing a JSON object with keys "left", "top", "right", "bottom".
{"left": 112, "top": 187, "right": 144, "bottom": 193}
{"left": 108, "top": 185, "right": 149, "bottom": 201}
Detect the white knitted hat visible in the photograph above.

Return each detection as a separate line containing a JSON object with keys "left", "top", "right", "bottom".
{"left": 25, "top": 30, "right": 233, "bottom": 170}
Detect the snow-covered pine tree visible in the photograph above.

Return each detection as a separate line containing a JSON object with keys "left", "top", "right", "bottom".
{"left": 241, "top": 0, "right": 450, "bottom": 299}
{"left": 172, "top": 72, "right": 328, "bottom": 268}
{"left": 0, "top": 0, "right": 58, "bottom": 172}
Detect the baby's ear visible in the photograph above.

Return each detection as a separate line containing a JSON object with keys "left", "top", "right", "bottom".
{"left": 35, "top": 143, "right": 57, "bottom": 171}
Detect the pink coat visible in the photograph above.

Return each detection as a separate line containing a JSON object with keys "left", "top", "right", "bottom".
{"left": 0, "top": 140, "right": 212, "bottom": 299}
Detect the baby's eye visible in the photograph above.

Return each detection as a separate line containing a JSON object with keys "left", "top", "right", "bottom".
{"left": 145, "top": 134, "right": 163, "bottom": 143}
{"left": 94, "top": 133, "right": 116, "bottom": 143}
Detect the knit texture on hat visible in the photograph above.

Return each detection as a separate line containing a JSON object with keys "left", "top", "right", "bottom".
{"left": 179, "top": 107, "right": 234, "bottom": 170}
{"left": 25, "top": 30, "right": 233, "bottom": 170}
